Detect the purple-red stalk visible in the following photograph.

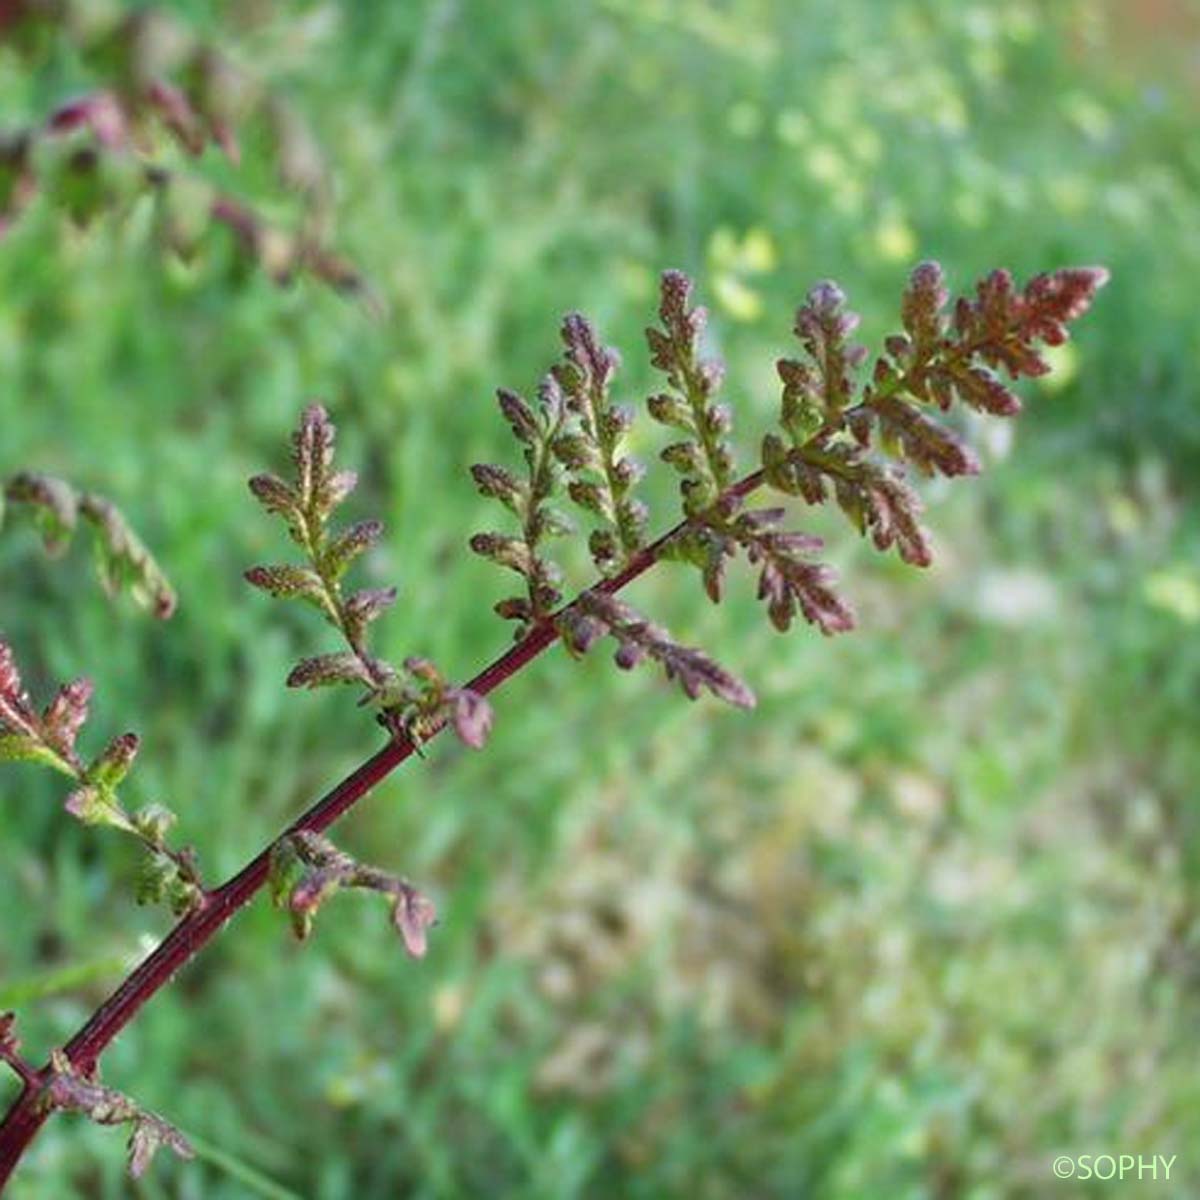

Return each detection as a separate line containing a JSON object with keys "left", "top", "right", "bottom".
{"left": 0, "top": 470, "right": 765, "bottom": 1188}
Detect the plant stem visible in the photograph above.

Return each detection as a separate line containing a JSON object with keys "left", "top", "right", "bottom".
{"left": 0, "top": 468, "right": 766, "bottom": 1189}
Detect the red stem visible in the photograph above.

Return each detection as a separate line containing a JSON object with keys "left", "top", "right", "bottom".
{"left": 0, "top": 470, "right": 765, "bottom": 1188}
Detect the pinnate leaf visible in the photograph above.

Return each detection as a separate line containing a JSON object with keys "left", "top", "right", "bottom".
{"left": 869, "top": 389, "right": 980, "bottom": 478}
{"left": 3, "top": 471, "right": 77, "bottom": 554}
{"left": 783, "top": 280, "right": 868, "bottom": 427}
{"left": 322, "top": 518, "right": 383, "bottom": 578}
{"left": 0, "top": 641, "right": 37, "bottom": 737}
{"left": 469, "top": 532, "right": 537, "bottom": 578}
{"left": 646, "top": 270, "right": 736, "bottom": 511}
{"left": 3, "top": 476, "right": 176, "bottom": 617}
{"left": 27, "top": 675, "right": 87, "bottom": 757}
{"left": 43, "top": 1050, "right": 193, "bottom": 1181}
{"left": 550, "top": 312, "right": 647, "bottom": 569}
{"left": 731, "top": 509, "right": 855, "bottom": 636}
{"left": 64, "top": 785, "right": 135, "bottom": 832}
{"left": 270, "top": 831, "right": 437, "bottom": 957}
{"left": 497, "top": 387, "right": 539, "bottom": 444}
{"left": 134, "top": 848, "right": 202, "bottom": 915}
{"left": 128, "top": 1113, "right": 195, "bottom": 1180}
{"left": 286, "top": 652, "right": 373, "bottom": 690}
{"left": 471, "top": 464, "right": 528, "bottom": 515}
{"left": 472, "top": 381, "right": 572, "bottom": 629}
{"left": 244, "top": 564, "right": 326, "bottom": 603}
{"left": 0, "top": 732, "right": 64, "bottom": 770}
{"left": 563, "top": 592, "right": 755, "bottom": 708}
{"left": 392, "top": 887, "right": 438, "bottom": 959}
{"left": 247, "top": 472, "right": 299, "bottom": 519}
{"left": 292, "top": 403, "right": 337, "bottom": 514}
{"left": 85, "top": 731, "right": 140, "bottom": 789}
{"left": 342, "top": 587, "right": 398, "bottom": 643}
{"left": 790, "top": 444, "right": 932, "bottom": 567}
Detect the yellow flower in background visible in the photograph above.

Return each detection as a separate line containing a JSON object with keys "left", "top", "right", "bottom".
{"left": 806, "top": 143, "right": 849, "bottom": 188}
{"left": 1106, "top": 495, "right": 1141, "bottom": 539}
{"left": 713, "top": 275, "right": 764, "bottom": 322}
{"left": 707, "top": 226, "right": 740, "bottom": 268}
{"left": 1144, "top": 569, "right": 1200, "bottom": 625}
{"left": 873, "top": 211, "right": 916, "bottom": 263}
{"left": 741, "top": 227, "right": 777, "bottom": 273}
{"left": 1038, "top": 342, "right": 1079, "bottom": 393}
{"left": 707, "top": 225, "right": 778, "bottom": 322}
{"left": 1062, "top": 91, "right": 1113, "bottom": 143}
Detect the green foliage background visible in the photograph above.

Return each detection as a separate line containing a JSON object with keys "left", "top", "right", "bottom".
{"left": 2, "top": 2, "right": 1198, "bottom": 1196}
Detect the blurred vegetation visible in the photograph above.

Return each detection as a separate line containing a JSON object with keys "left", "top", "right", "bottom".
{"left": 1, "top": 1, "right": 1198, "bottom": 1196}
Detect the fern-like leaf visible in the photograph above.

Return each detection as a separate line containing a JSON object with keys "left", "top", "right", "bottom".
{"left": 551, "top": 314, "right": 648, "bottom": 570}
{"left": 2, "top": 473, "right": 177, "bottom": 618}
{"left": 559, "top": 592, "right": 754, "bottom": 709}
{"left": 249, "top": 406, "right": 492, "bottom": 749}
{"left": 646, "top": 270, "right": 736, "bottom": 513}
{"left": 471, "top": 380, "right": 572, "bottom": 635}
{"left": 762, "top": 261, "right": 1109, "bottom": 564}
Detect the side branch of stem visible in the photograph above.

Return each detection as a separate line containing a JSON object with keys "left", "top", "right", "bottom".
{"left": 0, "top": 468, "right": 765, "bottom": 1188}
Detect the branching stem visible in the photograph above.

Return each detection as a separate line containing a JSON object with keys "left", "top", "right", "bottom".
{"left": 0, "top": 466, "right": 765, "bottom": 1187}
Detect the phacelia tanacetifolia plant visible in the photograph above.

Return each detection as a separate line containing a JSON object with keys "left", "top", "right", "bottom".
{"left": 0, "top": 259, "right": 1107, "bottom": 1187}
